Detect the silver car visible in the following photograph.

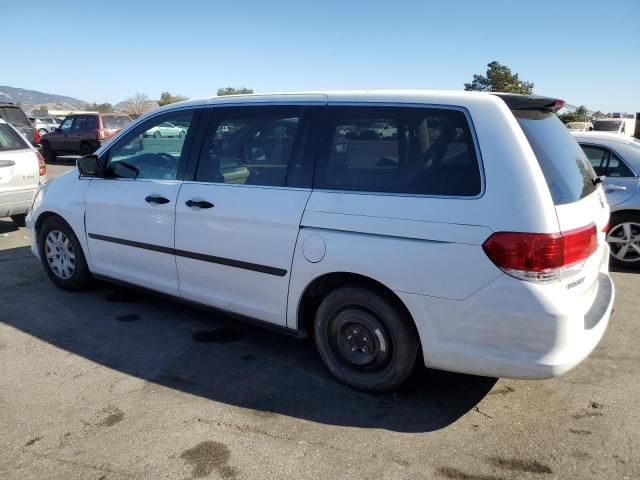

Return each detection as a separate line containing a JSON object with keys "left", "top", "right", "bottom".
{"left": 572, "top": 131, "right": 640, "bottom": 269}
{"left": 30, "top": 117, "right": 60, "bottom": 137}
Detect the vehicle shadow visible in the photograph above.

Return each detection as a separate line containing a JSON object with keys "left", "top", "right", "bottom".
{"left": 0, "top": 219, "right": 19, "bottom": 234}
{"left": 0, "top": 245, "right": 497, "bottom": 433}
{"left": 610, "top": 264, "right": 640, "bottom": 274}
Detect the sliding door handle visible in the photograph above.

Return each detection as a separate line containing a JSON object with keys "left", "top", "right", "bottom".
{"left": 185, "top": 199, "right": 214, "bottom": 209}
{"left": 145, "top": 195, "right": 170, "bottom": 204}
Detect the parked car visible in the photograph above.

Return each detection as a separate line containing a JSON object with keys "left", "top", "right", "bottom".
{"left": 566, "top": 121, "right": 593, "bottom": 132}
{"left": 572, "top": 131, "right": 640, "bottom": 269}
{"left": 30, "top": 117, "right": 60, "bottom": 137}
{"left": 40, "top": 113, "right": 132, "bottom": 161}
{"left": 143, "top": 121, "right": 187, "bottom": 138}
{"left": 0, "top": 102, "right": 38, "bottom": 145}
{"left": 26, "top": 91, "right": 613, "bottom": 392}
{"left": 0, "top": 119, "right": 46, "bottom": 226}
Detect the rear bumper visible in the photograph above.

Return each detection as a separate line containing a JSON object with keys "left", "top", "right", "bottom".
{"left": 0, "top": 188, "right": 37, "bottom": 218}
{"left": 398, "top": 255, "right": 614, "bottom": 380}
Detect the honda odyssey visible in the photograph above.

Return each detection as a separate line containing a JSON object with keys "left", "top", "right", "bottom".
{"left": 26, "top": 91, "right": 614, "bottom": 391}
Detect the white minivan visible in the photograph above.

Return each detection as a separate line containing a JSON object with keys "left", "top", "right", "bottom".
{"left": 26, "top": 91, "right": 614, "bottom": 392}
{"left": 0, "top": 118, "right": 46, "bottom": 226}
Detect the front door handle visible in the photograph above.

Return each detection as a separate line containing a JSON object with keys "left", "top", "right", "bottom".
{"left": 145, "top": 195, "right": 170, "bottom": 204}
{"left": 185, "top": 199, "right": 214, "bottom": 209}
{"left": 604, "top": 184, "right": 627, "bottom": 192}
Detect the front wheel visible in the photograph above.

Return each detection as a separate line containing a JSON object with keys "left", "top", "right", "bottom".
{"left": 153, "top": 131, "right": 161, "bottom": 138}
{"left": 38, "top": 216, "right": 92, "bottom": 290}
{"left": 607, "top": 213, "right": 640, "bottom": 269}
{"left": 314, "top": 286, "right": 418, "bottom": 392}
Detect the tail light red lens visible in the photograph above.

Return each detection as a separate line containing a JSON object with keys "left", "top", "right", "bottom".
{"left": 34, "top": 129, "right": 40, "bottom": 144}
{"left": 36, "top": 151, "right": 46, "bottom": 176}
{"left": 482, "top": 224, "right": 597, "bottom": 280}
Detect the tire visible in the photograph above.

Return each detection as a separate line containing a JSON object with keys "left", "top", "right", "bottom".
{"left": 153, "top": 131, "right": 161, "bottom": 138}
{"left": 38, "top": 216, "right": 92, "bottom": 290}
{"left": 79, "top": 142, "right": 93, "bottom": 156}
{"left": 42, "top": 141, "right": 57, "bottom": 163}
{"left": 10, "top": 214, "right": 26, "bottom": 227}
{"left": 178, "top": 130, "right": 185, "bottom": 138}
{"left": 607, "top": 212, "right": 640, "bottom": 270}
{"left": 314, "top": 286, "right": 418, "bottom": 392}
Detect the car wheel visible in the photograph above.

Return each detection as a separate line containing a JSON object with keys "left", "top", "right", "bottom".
{"left": 607, "top": 212, "right": 640, "bottom": 269}
{"left": 10, "top": 214, "right": 26, "bottom": 227}
{"left": 42, "top": 141, "right": 57, "bottom": 163}
{"left": 38, "top": 216, "right": 92, "bottom": 290}
{"left": 314, "top": 286, "right": 418, "bottom": 392}
{"left": 79, "top": 142, "right": 93, "bottom": 156}
{"left": 153, "top": 131, "right": 161, "bottom": 138}
{"left": 179, "top": 130, "right": 185, "bottom": 138}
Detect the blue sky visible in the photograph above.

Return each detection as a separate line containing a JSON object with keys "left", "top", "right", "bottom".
{"left": 4, "top": 0, "right": 639, "bottom": 112}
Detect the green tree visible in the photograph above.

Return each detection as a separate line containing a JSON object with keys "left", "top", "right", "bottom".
{"left": 464, "top": 61, "right": 534, "bottom": 94}
{"left": 158, "top": 91, "right": 189, "bottom": 106}
{"left": 85, "top": 102, "right": 114, "bottom": 113}
{"left": 217, "top": 87, "right": 254, "bottom": 96}
{"left": 558, "top": 105, "right": 589, "bottom": 124}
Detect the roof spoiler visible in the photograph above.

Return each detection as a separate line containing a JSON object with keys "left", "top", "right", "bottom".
{"left": 493, "top": 93, "right": 565, "bottom": 112}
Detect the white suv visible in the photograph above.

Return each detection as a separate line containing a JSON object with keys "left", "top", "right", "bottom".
{"left": 26, "top": 91, "right": 614, "bottom": 392}
{"left": 1, "top": 119, "right": 46, "bottom": 226}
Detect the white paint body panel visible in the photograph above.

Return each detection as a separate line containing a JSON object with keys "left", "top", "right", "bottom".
{"left": 84, "top": 178, "right": 181, "bottom": 296}
{"left": 175, "top": 183, "right": 310, "bottom": 326}
{"left": 27, "top": 90, "right": 615, "bottom": 381}
{"left": 0, "top": 148, "right": 40, "bottom": 218}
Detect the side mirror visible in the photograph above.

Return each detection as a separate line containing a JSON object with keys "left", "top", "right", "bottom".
{"left": 77, "top": 155, "right": 100, "bottom": 177}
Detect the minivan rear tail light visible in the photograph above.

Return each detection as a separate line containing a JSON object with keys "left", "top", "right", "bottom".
{"left": 482, "top": 223, "right": 597, "bottom": 283}
{"left": 34, "top": 129, "right": 40, "bottom": 144}
{"left": 98, "top": 130, "right": 107, "bottom": 140}
{"left": 36, "top": 151, "right": 46, "bottom": 176}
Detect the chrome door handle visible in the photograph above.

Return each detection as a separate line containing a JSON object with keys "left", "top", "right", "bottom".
{"left": 604, "top": 185, "right": 627, "bottom": 192}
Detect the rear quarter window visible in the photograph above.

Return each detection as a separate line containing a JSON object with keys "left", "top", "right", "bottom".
{"left": 0, "top": 123, "right": 30, "bottom": 151}
{"left": 102, "top": 116, "right": 132, "bottom": 129}
{"left": 514, "top": 110, "right": 597, "bottom": 205}
{"left": 315, "top": 106, "right": 481, "bottom": 196}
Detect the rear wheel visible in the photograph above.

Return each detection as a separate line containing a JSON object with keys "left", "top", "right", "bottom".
{"left": 79, "top": 142, "right": 93, "bottom": 156}
{"left": 38, "top": 216, "right": 92, "bottom": 290}
{"left": 10, "top": 214, "right": 26, "bottom": 227}
{"left": 314, "top": 286, "right": 418, "bottom": 392}
{"left": 42, "top": 141, "right": 57, "bottom": 163}
{"left": 607, "top": 212, "right": 640, "bottom": 269}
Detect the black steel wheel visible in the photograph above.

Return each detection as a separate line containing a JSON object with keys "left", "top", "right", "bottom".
{"left": 314, "top": 286, "right": 418, "bottom": 392}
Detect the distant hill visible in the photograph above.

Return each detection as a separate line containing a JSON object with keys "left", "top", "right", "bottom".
{"left": 114, "top": 99, "right": 160, "bottom": 111}
{"left": 0, "top": 85, "right": 87, "bottom": 113}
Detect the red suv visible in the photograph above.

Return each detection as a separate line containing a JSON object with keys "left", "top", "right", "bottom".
{"left": 40, "top": 113, "right": 132, "bottom": 161}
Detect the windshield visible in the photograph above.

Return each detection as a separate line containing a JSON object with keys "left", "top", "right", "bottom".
{"left": 514, "top": 110, "right": 597, "bottom": 205}
{"left": 102, "top": 115, "right": 132, "bottom": 130}
{"left": 593, "top": 120, "right": 622, "bottom": 132}
{"left": 0, "top": 106, "right": 32, "bottom": 127}
{"left": 0, "top": 123, "right": 30, "bottom": 151}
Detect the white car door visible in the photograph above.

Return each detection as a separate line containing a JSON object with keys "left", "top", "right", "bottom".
{"left": 174, "top": 104, "right": 324, "bottom": 326}
{"left": 84, "top": 109, "right": 198, "bottom": 295}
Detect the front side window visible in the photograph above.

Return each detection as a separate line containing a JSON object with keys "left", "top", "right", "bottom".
{"left": 106, "top": 110, "right": 194, "bottom": 180}
{"left": 196, "top": 106, "right": 305, "bottom": 187}
{"left": 315, "top": 106, "right": 481, "bottom": 196}
{"left": 58, "top": 117, "right": 73, "bottom": 133}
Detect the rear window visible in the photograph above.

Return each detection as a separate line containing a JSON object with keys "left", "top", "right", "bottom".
{"left": 514, "top": 110, "right": 597, "bottom": 205}
{"left": 0, "top": 106, "right": 31, "bottom": 127}
{"left": 0, "top": 123, "right": 30, "bottom": 151}
{"left": 102, "top": 115, "right": 131, "bottom": 130}
{"left": 315, "top": 106, "right": 481, "bottom": 196}
{"left": 593, "top": 120, "right": 622, "bottom": 132}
